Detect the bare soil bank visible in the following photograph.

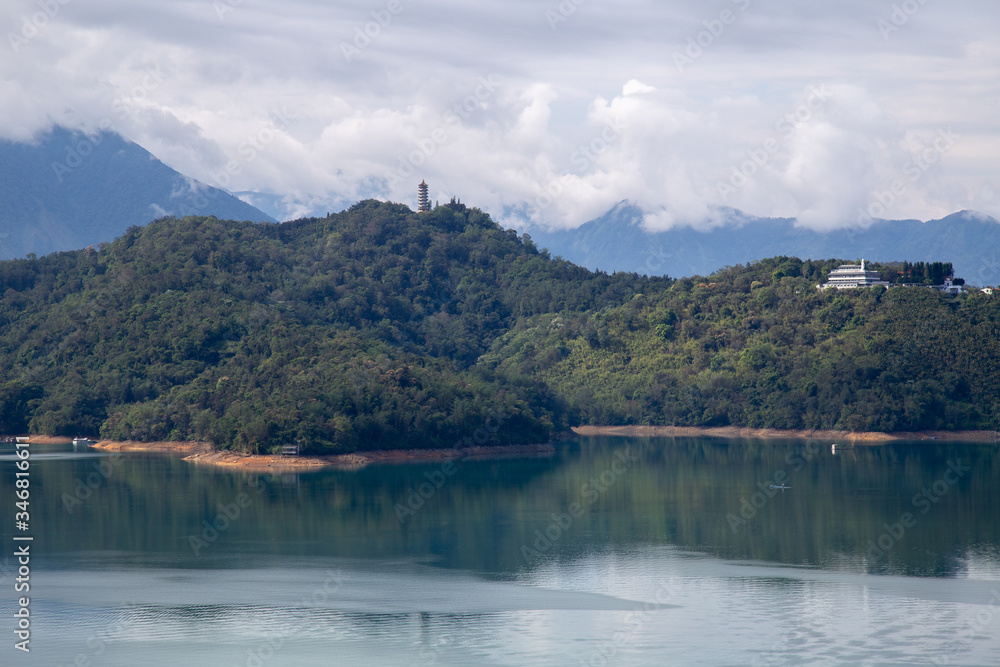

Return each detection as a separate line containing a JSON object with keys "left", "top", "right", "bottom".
{"left": 0, "top": 435, "right": 75, "bottom": 444}
{"left": 571, "top": 425, "right": 1000, "bottom": 443}
{"left": 23, "top": 435, "right": 74, "bottom": 444}
{"left": 182, "top": 443, "right": 557, "bottom": 471}
{"left": 35, "top": 425, "right": 999, "bottom": 473}
{"left": 90, "top": 440, "right": 212, "bottom": 453}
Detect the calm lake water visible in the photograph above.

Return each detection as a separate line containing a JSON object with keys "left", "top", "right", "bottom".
{"left": 2, "top": 436, "right": 999, "bottom": 665}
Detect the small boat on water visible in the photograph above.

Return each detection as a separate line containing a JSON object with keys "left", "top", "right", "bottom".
{"left": 73, "top": 436, "right": 97, "bottom": 447}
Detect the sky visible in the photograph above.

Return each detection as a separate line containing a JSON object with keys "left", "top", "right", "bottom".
{"left": 2, "top": 0, "right": 998, "bottom": 230}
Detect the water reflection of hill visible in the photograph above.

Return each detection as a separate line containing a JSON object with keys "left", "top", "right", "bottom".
{"left": 10, "top": 438, "right": 999, "bottom": 578}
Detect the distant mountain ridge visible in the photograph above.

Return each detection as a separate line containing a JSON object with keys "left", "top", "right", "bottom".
{"left": 0, "top": 127, "right": 274, "bottom": 259}
{"left": 527, "top": 202, "right": 1000, "bottom": 285}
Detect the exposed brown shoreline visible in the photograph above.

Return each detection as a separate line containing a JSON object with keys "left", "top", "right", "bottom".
{"left": 182, "top": 443, "right": 557, "bottom": 471}
{"left": 7, "top": 435, "right": 74, "bottom": 445}
{"left": 13, "top": 425, "right": 997, "bottom": 472}
{"left": 90, "top": 440, "right": 212, "bottom": 453}
{"left": 571, "top": 425, "right": 1000, "bottom": 443}
{"left": 83, "top": 439, "right": 556, "bottom": 471}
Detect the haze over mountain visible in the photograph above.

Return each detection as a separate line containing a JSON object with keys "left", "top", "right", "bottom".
{"left": 0, "top": 127, "right": 274, "bottom": 260}
{"left": 7, "top": 124, "right": 999, "bottom": 290}
{"left": 527, "top": 202, "right": 1000, "bottom": 286}
{"left": 233, "top": 191, "right": 355, "bottom": 224}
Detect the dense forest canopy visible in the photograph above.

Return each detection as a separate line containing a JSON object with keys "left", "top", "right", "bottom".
{"left": 878, "top": 261, "right": 957, "bottom": 285}
{"left": 1, "top": 200, "right": 998, "bottom": 453}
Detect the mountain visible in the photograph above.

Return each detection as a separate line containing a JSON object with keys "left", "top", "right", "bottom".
{"left": 2, "top": 200, "right": 999, "bottom": 453}
{"left": 527, "top": 203, "right": 1000, "bottom": 285}
{"left": 0, "top": 200, "right": 669, "bottom": 451}
{"left": 0, "top": 126, "right": 274, "bottom": 259}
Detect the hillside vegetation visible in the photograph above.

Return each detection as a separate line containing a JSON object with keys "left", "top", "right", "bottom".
{"left": 0, "top": 201, "right": 665, "bottom": 451}
{"left": 1, "top": 200, "right": 998, "bottom": 453}
{"left": 487, "top": 259, "right": 1000, "bottom": 432}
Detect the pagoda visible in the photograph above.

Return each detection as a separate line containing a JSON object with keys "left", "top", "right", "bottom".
{"left": 417, "top": 180, "right": 430, "bottom": 212}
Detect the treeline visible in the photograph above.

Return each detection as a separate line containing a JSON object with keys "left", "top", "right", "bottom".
{"left": 485, "top": 256, "right": 1000, "bottom": 432}
{"left": 0, "top": 201, "right": 668, "bottom": 452}
{"left": 1, "top": 201, "right": 998, "bottom": 452}
{"left": 880, "top": 261, "right": 956, "bottom": 285}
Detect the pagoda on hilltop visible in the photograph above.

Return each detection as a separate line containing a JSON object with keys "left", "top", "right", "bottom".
{"left": 417, "top": 180, "right": 431, "bottom": 212}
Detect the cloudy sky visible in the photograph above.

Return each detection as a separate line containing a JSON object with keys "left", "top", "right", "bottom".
{"left": 2, "top": 0, "right": 998, "bottom": 229}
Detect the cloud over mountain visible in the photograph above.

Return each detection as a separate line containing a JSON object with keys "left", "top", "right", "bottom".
{"left": 2, "top": 0, "right": 997, "bottom": 229}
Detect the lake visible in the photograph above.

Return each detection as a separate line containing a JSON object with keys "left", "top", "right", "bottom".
{"left": 2, "top": 436, "right": 999, "bottom": 665}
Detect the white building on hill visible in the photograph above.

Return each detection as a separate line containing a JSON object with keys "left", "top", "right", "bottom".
{"left": 937, "top": 277, "right": 966, "bottom": 295}
{"left": 820, "top": 260, "right": 890, "bottom": 290}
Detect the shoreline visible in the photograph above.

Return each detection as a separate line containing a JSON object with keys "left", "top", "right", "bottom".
{"left": 83, "top": 440, "right": 557, "bottom": 471}
{"left": 570, "top": 425, "right": 1000, "bottom": 443}
{"left": 13, "top": 424, "right": 998, "bottom": 471}
{"left": 90, "top": 440, "right": 213, "bottom": 453}
{"left": 182, "top": 443, "right": 558, "bottom": 471}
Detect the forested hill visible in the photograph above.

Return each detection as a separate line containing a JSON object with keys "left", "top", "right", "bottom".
{"left": 1, "top": 200, "right": 999, "bottom": 454}
{"left": 0, "top": 200, "right": 669, "bottom": 452}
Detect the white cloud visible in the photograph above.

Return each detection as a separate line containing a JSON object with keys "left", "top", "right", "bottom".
{"left": 622, "top": 80, "right": 656, "bottom": 96}
{"left": 1, "top": 0, "right": 997, "bottom": 226}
